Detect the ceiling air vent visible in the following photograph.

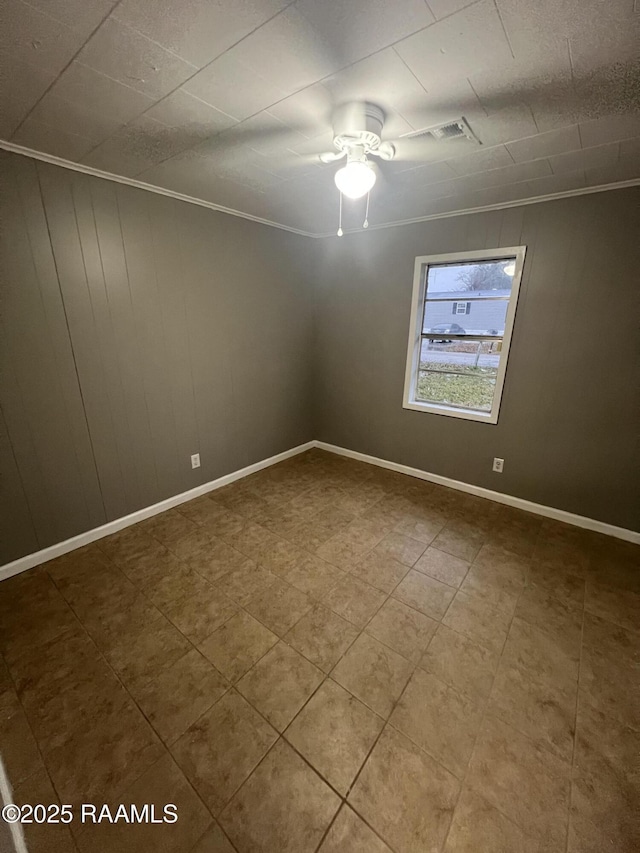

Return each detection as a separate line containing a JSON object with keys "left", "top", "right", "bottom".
{"left": 400, "top": 117, "right": 479, "bottom": 143}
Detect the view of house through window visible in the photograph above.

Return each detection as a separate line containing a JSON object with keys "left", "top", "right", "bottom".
{"left": 404, "top": 248, "right": 525, "bottom": 423}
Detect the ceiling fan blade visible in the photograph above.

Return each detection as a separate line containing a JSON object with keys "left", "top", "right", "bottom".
{"left": 319, "top": 150, "right": 347, "bottom": 163}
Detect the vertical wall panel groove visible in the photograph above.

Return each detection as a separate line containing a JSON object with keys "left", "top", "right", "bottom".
{"left": 1, "top": 151, "right": 314, "bottom": 563}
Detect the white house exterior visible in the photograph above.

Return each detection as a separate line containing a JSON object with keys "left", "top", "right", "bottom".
{"left": 424, "top": 289, "right": 511, "bottom": 334}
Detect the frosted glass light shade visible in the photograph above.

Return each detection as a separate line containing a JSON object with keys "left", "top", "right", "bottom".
{"left": 335, "top": 160, "right": 376, "bottom": 199}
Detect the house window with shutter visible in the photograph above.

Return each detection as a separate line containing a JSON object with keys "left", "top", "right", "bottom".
{"left": 403, "top": 248, "right": 526, "bottom": 424}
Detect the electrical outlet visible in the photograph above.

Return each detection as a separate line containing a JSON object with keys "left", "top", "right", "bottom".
{"left": 191, "top": 453, "right": 200, "bottom": 469}
{"left": 492, "top": 457, "right": 504, "bottom": 473}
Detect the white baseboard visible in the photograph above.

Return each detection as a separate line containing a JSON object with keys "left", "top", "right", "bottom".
{"left": 315, "top": 441, "right": 640, "bottom": 545}
{"left": 0, "top": 441, "right": 315, "bottom": 582}
{"left": 2, "top": 437, "right": 637, "bottom": 582}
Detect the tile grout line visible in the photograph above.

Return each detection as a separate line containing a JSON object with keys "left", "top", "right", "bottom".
{"left": 439, "top": 523, "right": 544, "bottom": 851}
{"left": 565, "top": 591, "right": 587, "bottom": 853}
{"left": 5, "top": 452, "right": 621, "bottom": 852}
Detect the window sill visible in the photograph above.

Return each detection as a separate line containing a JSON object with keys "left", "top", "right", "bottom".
{"left": 403, "top": 399, "right": 499, "bottom": 424}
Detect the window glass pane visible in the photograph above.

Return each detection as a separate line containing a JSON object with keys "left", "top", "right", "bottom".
{"left": 416, "top": 371, "right": 497, "bottom": 412}
{"left": 426, "top": 258, "right": 515, "bottom": 296}
{"left": 419, "top": 339, "right": 501, "bottom": 377}
{"left": 422, "top": 292, "right": 510, "bottom": 335}
{"left": 422, "top": 257, "right": 515, "bottom": 335}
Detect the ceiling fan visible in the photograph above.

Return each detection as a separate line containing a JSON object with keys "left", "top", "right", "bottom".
{"left": 314, "top": 101, "right": 478, "bottom": 233}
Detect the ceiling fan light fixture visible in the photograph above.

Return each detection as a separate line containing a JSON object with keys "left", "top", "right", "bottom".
{"left": 334, "top": 159, "right": 376, "bottom": 199}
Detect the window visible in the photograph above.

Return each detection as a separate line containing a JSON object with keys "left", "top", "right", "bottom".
{"left": 403, "top": 247, "right": 526, "bottom": 424}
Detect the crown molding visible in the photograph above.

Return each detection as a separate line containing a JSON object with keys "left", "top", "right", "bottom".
{"left": 316, "top": 178, "right": 640, "bottom": 238}
{"left": 0, "top": 140, "right": 316, "bottom": 238}
{"left": 2, "top": 139, "right": 638, "bottom": 239}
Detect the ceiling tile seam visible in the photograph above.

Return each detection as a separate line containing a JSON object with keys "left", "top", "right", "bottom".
{"left": 18, "top": 0, "right": 300, "bottom": 167}
{"left": 465, "top": 78, "right": 491, "bottom": 121}
{"left": 425, "top": 0, "right": 486, "bottom": 26}
{"left": 3, "top": 140, "right": 637, "bottom": 240}
{"left": 37, "top": 0, "right": 489, "bottom": 181}
{"left": 492, "top": 0, "right": 515, "bottom": 60}
{"left": 11, "top": 0, "right": 124, "bottom": 138}
{"left": 567, "top": 35, "right": 577, "bottom": 85}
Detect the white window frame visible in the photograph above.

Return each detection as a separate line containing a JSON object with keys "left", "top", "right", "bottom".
{"left": 454, "top": 301, "right": 469, "bottom": 315}
{"left": 403, "top": 246, "right": 526, "bottom": 425}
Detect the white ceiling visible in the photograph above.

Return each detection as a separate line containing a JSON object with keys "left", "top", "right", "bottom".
{"left": 1, "top": 0, "right": 639, "bottom": 235}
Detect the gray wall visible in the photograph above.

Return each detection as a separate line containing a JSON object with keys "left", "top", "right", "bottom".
{"left": 0, "top": 151, "right": 314, "bottom": 565}
{"left": 314, "top": 188, "right": 640, "bottom": 532}
{"left": 2, "top": 153, "right": 638, "bottom": 567}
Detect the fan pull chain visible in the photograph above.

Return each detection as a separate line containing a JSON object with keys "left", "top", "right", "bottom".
{"left": 337, "top": 191, "right": 343, "bottom": 237}
{"left": 363, "top": 191, "right": 370, "bottom": 229}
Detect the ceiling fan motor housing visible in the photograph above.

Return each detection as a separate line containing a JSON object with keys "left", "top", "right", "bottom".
{"left": 332, "top": 102, "right": 385, "bottom": 153}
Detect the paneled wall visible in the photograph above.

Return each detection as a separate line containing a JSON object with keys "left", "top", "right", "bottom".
{"left": 314, "top": 188, "right": 640, "bottom": 532}
{"left": 0, "top": 152, "right": 314, "bottom": 564}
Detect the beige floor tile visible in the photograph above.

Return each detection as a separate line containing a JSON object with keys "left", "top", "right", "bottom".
{"left": 12, "top": 768, "right": 77, "bottom": 853}
{"left": 501, "top": 617, "right": 580, "bottom": 689}
{"left": 390, "top": 669, "right": 483, "bottom": 777}
{"left": 220, "top": 739, "right": 340, "bottom": 853}
{"left": 171, "top": 690, "right": 277, "bottom": 815}
{"left": 459, "top": 563, "right": 524, "bottom": 615}
{"left": 9, "top": 453, "right": 640, "bottom": 853}
{"left": 140, "top": 509, "right": 198, "bottom": 548}
{"left": 467, "top": 715, "right": 571, "bottom": 849}
{"left": 432, "top": 524, "right": 484, "bottom": 563}
{"left": 419, "top": 624, "right": 499, "bottom": 701}
{"left": 331, "top": 634, "right": 413, "bottom": 718}
{"left": 350, "top": 550, "right": 409, "bottom": 593}
{"left": 199, "top": 611, "right": 278, "bottom": 682}
{"left": 245, "top": 578, "right": 313, "bottom": 636}
{"left": 285, "top": 605, "right": 359, "bottom": 672}
{"left": 374, "top": 532, "right": 426, "bottom": 566}
{"left": 0, "top": 691, "right": 44, "bottom": 788}
{"left": 366, "top": 597, "right": 437, "bottom": 662}
{"left": 164, "top": 587, "right": 238, "bottom": 644}
{"left": 143, "top": 562, "right": 213, "bottom": 610}
{"left": 414, "top": 547, "right": 470, "bottom": 588}
{"left": 568, "top": 771, "right": 640, "bottom": 853}
{"left": 394, "top": 509, "right": 446, "bottom": 545}
{"left": 527, "top": 560, "right": 586, "bottom": 604}
{"left": 190, "top": 537, "right": 253, "bottom": 585}
{"left": 515, "top": 583, "right": 584, "bottom": 649}
{"left": 318, "top": 805, "right": 392, "bottom": 852}
{"left": 444, "top": 788, "right": 540, "bottom": 853}
{"left": 488, "top": 661, "right": 577, "bottom": 762}
{"left": 443, "top": 591, "right": 512, "bottom": 655}
{"left": 218, "top": 561, "right": 275, "bottom": 606}
{"left": 44, "top": 698, "right": 163, "bottom": 809}
{"left": 237, "top": 642, "right": 323, "bottom": 731}
{"left": 568, "top": 699, "right": 640, "bottom": 853}
{"left": 76, "top": 753, "right": 211, "bottom": 853}
{"left": 585, "top": 580, "right": 640, "bottom": 633}
{"left": 132, "top": 649, "right": 229, "bottom": 744}
{"left": 393, "top": 569, "right": 456, "bottom": 620}
{"left": 191, "top": 822, "right": 237, "bottom": 852}
{"left": 580, "top": 614, "right": 639, "bottom": 726}
{"left": 284, "top": 554, "right": 345, "bottom": 600}
{"left": 102, "top": 614, "right": 192, "bottom": 692}
{"left": 323, "top": 575, "right": 386, "bottom": 628}
{"left": 348, "top": 726, "right": 459, "bottom": 853}
{"left": 285, "top": 680, "right": 384, "bottom": 795}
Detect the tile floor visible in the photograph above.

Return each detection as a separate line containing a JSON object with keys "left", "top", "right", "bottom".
{"left": 0, "top": 448, "right": 638, "bottom": 852}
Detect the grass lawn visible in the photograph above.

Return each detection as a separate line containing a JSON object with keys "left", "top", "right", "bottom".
{"left": 417, "top": 368, "right": 495, "bottom": 411}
